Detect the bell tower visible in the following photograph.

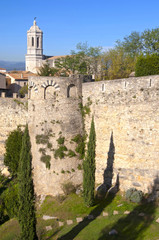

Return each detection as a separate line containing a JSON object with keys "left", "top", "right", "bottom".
{"left": 25, "top": 19, "right": 44, "bottom": 73}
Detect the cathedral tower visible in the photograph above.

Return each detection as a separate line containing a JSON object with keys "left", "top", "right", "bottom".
{"left": 25, "top": 19, "right": 44, "bottom": 73}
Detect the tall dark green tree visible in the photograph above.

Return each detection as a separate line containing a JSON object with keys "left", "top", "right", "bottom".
{"left": 18, "top": 125, "right": 38, "bottom": 240}
{"left": 83, "top": 116, "right": 96, "bottom": 206}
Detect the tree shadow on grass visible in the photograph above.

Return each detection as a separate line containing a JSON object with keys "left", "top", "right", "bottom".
{"left": 98, "top": 176, "right": 159, "bottom": 240}
{"left": 58, "top": 133, "right": 118, "bottom": 240}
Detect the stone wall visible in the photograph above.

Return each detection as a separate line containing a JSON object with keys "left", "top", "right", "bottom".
{"left": 1, "top": 74, "right": 159, "bottom": 196}
{"left": 0, "top": 97, "right": 28, "bottom": 169}
{"left": 28, "top": 75, "right": 84, "bottom": 196}
{"left": 82, "top": 75, "right": 159, "bottom": 193}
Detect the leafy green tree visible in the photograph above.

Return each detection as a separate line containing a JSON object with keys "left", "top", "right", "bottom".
{"left": 83, "top": 117, "right": 96, "bottom": 206}
{"left": 116, "top": 28, "right": 159, "bottom": 56}
{"left": 38, "top": 61, "right": 58, "bottom": 76}
{"left": 135, "top": 54, "right": 159, "bottom": 77}
{"left": 102, "top": 47, "right": 136, "bottom": 80}
{"left": 18, "top": 125, "right": 38, "bottom": 240}
{"left": 4, "top": 127, "right": 23, "bottom": 176}
{"left": 142, "top": 28, "right": 159, "bottom": 54}
{"left": 19, "top": 85, "right": 28, "bottom": 98}
{"left": 116, "top": 31, "right": 143, "bottom": 56}
{"left": 55, "top": 42, "right": 102, "bottom": 77}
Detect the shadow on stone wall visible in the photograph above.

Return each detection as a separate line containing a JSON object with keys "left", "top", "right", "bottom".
{"left": 57, "top": 132, "right": 119, "bottom": 240}
{"left": 96, "top": 131, "right": 117, "bottom": 199}
{"left": 98, "top": 176, "right": 159, "bottom": 240}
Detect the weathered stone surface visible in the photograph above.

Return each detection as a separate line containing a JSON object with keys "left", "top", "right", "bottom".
{"left": 102, "top": 212, "right": 109, "bottom": 217}
{"left": 67, "top": 220, "right": 73, "bottom": 225}
{"left": 109, "top": 229, "right": 118, "bottom": 235}
{"left": 156, "top": 218, "right": 159, "bottom": 223}
{"left": 113, "top": 210, "right": 119, "bottom": 215}
{"left": 124, "top": 211, "right": 130, "bottom": 215}
{"left": 0, "top": 98, "right": 28, "bottom": 169}
{"left": 117, "top": 204, "right": 123, "bottom": 207}
{"left": 1, "top": 75, "right": 159, "bottom": 197}
{"left": 138, "top": 213, "right": 145, "bottom": 217}
{"left": 83, "top": 75, "right": 159, "bottom": 194}
{"left": 87, "top": 215, "right": 94, "bottom": 220}
{"left": 59, "top": 221, "right": 64, "bottom": 227}
{"left": 43, "top": 215, "right": 57, "bottom": 220}
{"left": 46, "top": 226, "right": 52, "bottom": 231}
{"left": 28, "top": 76, "right": 83, "bottom": 196}
{"left": 76, "top": 217, "right": 83, "bottom": 223}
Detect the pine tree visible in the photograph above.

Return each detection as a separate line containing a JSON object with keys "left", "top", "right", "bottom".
{"left": 18, "top": 125, "right": 38, "bottom": 240}
{"left": 83, "top": 116, "right": 96, "bottom": 206}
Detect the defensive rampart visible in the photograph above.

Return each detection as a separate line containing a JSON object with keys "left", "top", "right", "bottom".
{"left": 28, "top": 75, "right": 84, "bottom": 196}
{"left": 82, "top": 75, "right": 159, "bottom": 193}
{"left": 0, "top": 96, "right": 28, "bottom": 169}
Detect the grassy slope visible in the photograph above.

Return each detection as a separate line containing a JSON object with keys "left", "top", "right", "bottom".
{"left": 0, "top": 192, "right": 159, "bottom": 240}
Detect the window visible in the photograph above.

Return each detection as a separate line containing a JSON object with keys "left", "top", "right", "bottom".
{"left": 32, "top": 37, "right": 34, "bottom": 47}
{"left": 37, "top": 37, "right": 39, "bottom": 48}
{"left": 101, "top": 83, "right": 105, "bottom": 92}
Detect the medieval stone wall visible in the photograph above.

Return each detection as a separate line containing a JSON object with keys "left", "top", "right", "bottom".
{"left": 28, "top": 75, "right": 84, "bottom": 196}
{"left": 0, "top": 97, "right": 28, "bottom": 169}
{"left": 82, "top": 75, "right": 159, "bottom": 193}
{"left": 1, "top": 74, "right": 159, "bottom": 196}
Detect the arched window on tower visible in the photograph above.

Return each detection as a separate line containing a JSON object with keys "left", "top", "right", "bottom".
{"left": 37, "top": 37, "right": 39, "bottom": 48}
{"left": 32, "top": 37, "right": 34, "bottom": 47}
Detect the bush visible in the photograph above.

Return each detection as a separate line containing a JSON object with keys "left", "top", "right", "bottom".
{"left": 40, "top": 155, "right": 51, "bottom": 169}
{"left": 2, "top": 183, "right": 19, "bottom": 218}
{"left": 57, "top": 136, "right": 65, "bottom": 145}
{"left": 125, "top": 188, "right": 143, "bottom": 203}
{"left": 19, "top": 85, "right": 28, "bottom": 98}
{"left": 135, "top": 54, "right": 159, "bottom": 77}
{"left": 54, "top": 146, "right": 67, "bottom": 159}
{"left": 62, "top": 182, "right": 76, "bottom": 195}
{"left": 71, "top": 134, "right": 85, "bottom": 159}
{"left": 0, "top": 198, "right": 5, "bottom": 224}
{"left": 4, "top": 127, "right": 23, "bottom": 176}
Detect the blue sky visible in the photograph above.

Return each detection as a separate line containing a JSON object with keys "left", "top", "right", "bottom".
{"left": 0, "top": 0, "right": 159, "bottom": 61}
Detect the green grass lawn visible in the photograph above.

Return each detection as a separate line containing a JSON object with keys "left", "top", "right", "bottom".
{"left": 0, "top": 192, "right": 159, "bottom": 240}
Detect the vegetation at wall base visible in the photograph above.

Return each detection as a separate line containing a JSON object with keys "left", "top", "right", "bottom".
{"left": 18, "top": 125, "right": 38, "bottom": 239}
{"left": 1, "top": 192, "right": 159, "bottom": 240}
{"left": 83, "top": 117, "right": 96, "bottom": 206}
{"left": 4, "top": 127, "right": 23, "bottom": 176}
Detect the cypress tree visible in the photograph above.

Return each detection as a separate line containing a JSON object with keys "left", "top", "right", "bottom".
{"left": 83, "top": 116, "right": 96, "bottom": 206}
{"left": 18, "top": 125, "right": 38, "bottom": 240}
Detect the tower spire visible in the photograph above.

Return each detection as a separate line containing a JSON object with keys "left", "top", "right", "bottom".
{"left": 34, "top": 17, "right": 37, "bottom": 26}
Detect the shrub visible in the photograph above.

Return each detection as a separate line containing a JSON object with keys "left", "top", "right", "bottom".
{"left": 71, "top": 134, "right": 85, "bottom": 159}
{"left": 4, "top": 127, "right": 23, "bottom": 176}
{"left": 40, "top": 155, "right": 51, "bottom": 169}
{"left": 0, "top": 198, "right": 5, "bottom": 224}
{"left": 57, "top": 136, "right": 65, "bottom": 145}
{"left": 19, "top": 85, "right": 28, "bottom": 98}
{"left": 2, "top": 183, "right": 19, "bottom": 218}
{"left": 135, "top": 54, "right": 159, "bottom": 77}
{"left": 62, "top": 182, "right": 76, "bottom": 195}
{"left": 125, "top": 188, "right": 143, "bottom": 203}
{"left": 36, "top": 134, "right": 49, "bottom": 144}
{"left": 54, "top": 146, "right": 67, "bottom": 159}
{"left": 67, "top": 150, "right": 76, "bottom": 157}
{"left": 55, "top": 194, "right": 66, "bottom": 203}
